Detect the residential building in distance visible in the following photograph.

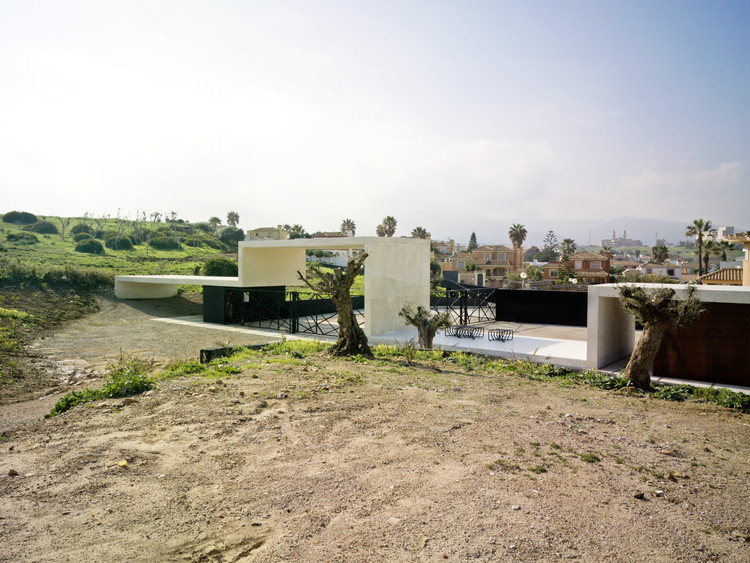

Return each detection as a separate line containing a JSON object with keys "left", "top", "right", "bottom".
{"left": 543, "top": 252, "right": 611, "bottom": 284}
{"left": 311, "top": 231, "right": 346, "bottom": 238}
{"left": 637, "top": 261, "right": 682, "bottom": 281}
{"left": 246, "top": 226, "right": 289, "bottom": 240}
{"left": 432, "top": 239, "right": 455, "bottom": 256}
{"left": 699, "top": 268, "right": 743, "bottom": 286}
{"left": 441, "top": 244, "right": 523, "bottom": 288}
{"left": 599, "top": 230, "right": 643, "bottom": 248}
{"left": 707, "top": 226, "right": 735, "bottom": 241}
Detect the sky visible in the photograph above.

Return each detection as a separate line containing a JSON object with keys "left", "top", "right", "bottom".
{"left": 1, "top": 0, "right": 749, "bottom": 245}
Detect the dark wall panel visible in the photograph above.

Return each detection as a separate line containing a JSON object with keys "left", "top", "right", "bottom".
{"left": 654, "top": 302, "right": 750, "bottom": 386}
{"left": 495, "top": 289, "right": 588, "bottom": 326}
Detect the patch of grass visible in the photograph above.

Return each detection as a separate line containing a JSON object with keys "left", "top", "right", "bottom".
{"left": 47, "top": 353, "right": 154, "bottom": 417}
{"left": 0, "top": 307, "right": 34, "bottom": 321}
{"left": 262, "top": 339, "right": 329, "bottom": 358}
{"left": 162, "top": 360, "right": 207, "bottom": 377}
{"left": 487, "top": 458, "right": 521, "bottom": 472}
{"left": 580, "top": 452, "right": 601, "bottom": 463}
{"left": 653, "top": 383, "right": 750, "bottom": 413}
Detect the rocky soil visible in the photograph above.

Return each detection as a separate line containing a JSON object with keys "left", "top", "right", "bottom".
{"left": 1, "top": 295, "right": 749, "bottom": 562}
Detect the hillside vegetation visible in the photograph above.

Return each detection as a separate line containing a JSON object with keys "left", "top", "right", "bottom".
{"left": 1, "top": 211, "right": 237, "bottom": 279}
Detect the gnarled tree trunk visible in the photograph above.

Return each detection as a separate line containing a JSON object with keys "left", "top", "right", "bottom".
{"left": 623, "top": 323, "right": 666, "bottom": 391}
{"left": 399, "top": 304, "right": 451, "bottom": 349}
{"left": 618, "top": 285, "right": 703, "bottom": 391}
{"left": 298, "top": 252, "right": 371, "bottom": 358}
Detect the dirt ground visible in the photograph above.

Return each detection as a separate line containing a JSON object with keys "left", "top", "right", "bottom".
{"left": 1, "top": 294, "right": 749, "bottom": 562}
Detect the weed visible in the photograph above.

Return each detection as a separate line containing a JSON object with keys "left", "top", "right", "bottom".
{"left": 487, "top": 458, "right": 521, "bottom": 472}
{"left": 47, "top": 353, "right": 154, "bottom": 417}
{"left": 580, "top": 452, "right": 601, "bottom": 463}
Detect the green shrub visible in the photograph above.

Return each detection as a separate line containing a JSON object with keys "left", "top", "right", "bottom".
{"left": 0, "top": 258, "right": 112, "bottom": 289}
{"left": 104, "top": 235, "right": 134, "bottom": 250}
{"left": 25, "top": 220, "right": 58, "bottom": 234}
{"left": 73, "top": 232, "right": 92, "bottom": 242}
{"left": 2, "top": 211, "right": 38, "bottom": 225}
{"left": 70, "top": 223, "right": 94, "bottom": 235}
{"left": 6, "top": 232, "right": 39, "bottom": 244}
{"left": 184, "top": 234, "right": 226, "bottom": 250}
{"left": 75, "top": 239, "right": 105, "bottom": 254}
{"left": 41, "top": 265, "right": 113, "bottom": 289}
{"left": 218, "top": 226, "right": 245, "bottom": 246}
{"left": 202, "top": 257, "right": 238, "bottom": 277}
{"left": 149, "top": 236, "right": 181, "bottom": 250}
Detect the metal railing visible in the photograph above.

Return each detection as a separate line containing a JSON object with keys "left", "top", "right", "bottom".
{"left": 241, "top": 289, "right": 363, "bottom": 337}
{"left": 431, "top": 287, "right": 496, "bottom": 325}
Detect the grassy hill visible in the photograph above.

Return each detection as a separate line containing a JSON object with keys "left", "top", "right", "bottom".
{"left": 0, "top": 212, "right": 236, "bottom": 279}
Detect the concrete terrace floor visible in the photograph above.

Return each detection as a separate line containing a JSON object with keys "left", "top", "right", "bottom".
{"left": 154, "top": 316, "right": 750, "bottom": 395}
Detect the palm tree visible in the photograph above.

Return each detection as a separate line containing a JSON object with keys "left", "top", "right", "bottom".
{"left": 411, "top": 226, "right": 430, "bottom": 239}
{"left": 340, "top": 218, "right": 356, "bottom": 236}
{"left": 378, "top": 216, "right": 397, "bottom": 237}
{"left": 226, "top": 211, "right": 240, "bottom": 227}
{"left": 685, "top": 219, "right": 712, "bottom": 275}
{"left": 287, "top": 224, "right": 309, "bottom": 239}
{"left": 599, "top": 245, "right": 613, "bottom": 256}
{"left": 375, "top": 224, "right": 386, "bottom": 237}
{"left": 561, "top": 238, "right": 577, "bottom": 258}
{"left": 508, "top": 223, "right": 527, "bottom": 249}
{"left": 208, "top": 216, "right": 221, "bottom": 233}
{"left": 652, "top": 244, "right": 669, "bottom": 263}
{"left": 702, "top": 239, "right": 719, "bottom": 275}
{"left": 715, "top": 239, "right": 732, "bottom": 262}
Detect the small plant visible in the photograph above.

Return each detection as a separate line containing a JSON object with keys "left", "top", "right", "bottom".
{"left": 402, "top": 339, "right": 417, "bottom": 365}
{"left": 580, "top": 452, "right": 601, "bottom": 463}
{"left": 46, "top": 353, "right": 153, "bottom": 417}
{"left": 0, "top": 307, "right": 33, "bottom": 321}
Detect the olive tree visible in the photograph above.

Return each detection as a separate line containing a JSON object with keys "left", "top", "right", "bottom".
{"left": 618, "top": 284, "right": 703, "bottom": 390}
{"left": 298, "top": 253, "right": 371, "bottom": 357}
{"left": 399, "top": 304, "right": 451, "bottom": 349}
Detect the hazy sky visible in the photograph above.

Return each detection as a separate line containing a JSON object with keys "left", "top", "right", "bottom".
{"left": 2, "top": 1, "right": 748, "bottom": 243}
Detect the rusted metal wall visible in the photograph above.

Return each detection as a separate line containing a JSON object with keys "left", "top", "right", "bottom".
{"left": 654, "top": 303, "right": 750, "bottom": 386}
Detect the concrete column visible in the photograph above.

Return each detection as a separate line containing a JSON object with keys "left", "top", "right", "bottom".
{"left": 587, "top": 285, "right": 635, "bottom": 368}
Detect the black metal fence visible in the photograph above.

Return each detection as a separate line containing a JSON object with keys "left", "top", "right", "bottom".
{"left": 430, "top": 288, "right": 496, "bottom": 325}
{"left": 241, "top": 288, "right": 364, "bottom": 336}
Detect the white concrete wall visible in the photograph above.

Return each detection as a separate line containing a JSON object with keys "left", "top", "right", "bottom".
{"left": 363, "top": 238, "right": 430, "bottom": 337}
{"left": 238, "top": 245, "right": 306, "bottom": 286}
{"left": 587, "top": 288, "right": 634, "bottom": 368}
